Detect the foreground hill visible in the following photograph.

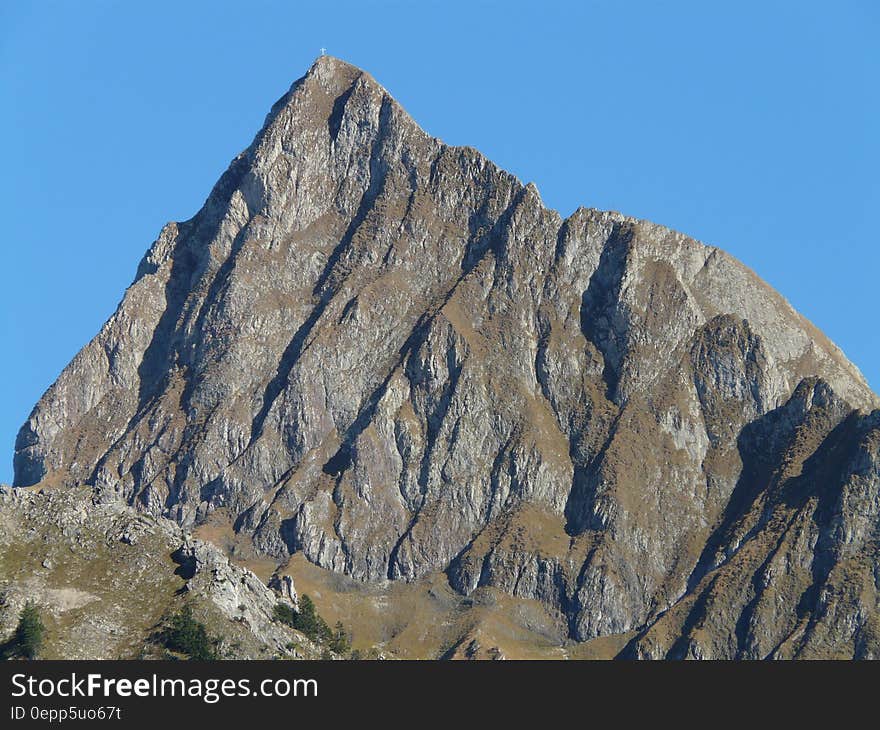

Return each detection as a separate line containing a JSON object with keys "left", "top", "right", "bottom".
{"left": 0, "top": 485, "right": 323, "bottom": 659}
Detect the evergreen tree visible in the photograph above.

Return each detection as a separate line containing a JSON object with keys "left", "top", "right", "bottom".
{"left": 272, "top": 595, "right": 338, "bottom": 646}
{"left": 12, "top": 602, "right": 45, "bottom": 659}
{"left": 162, "top": 605, "right": 217, "bottom": 660}
{"left": 329, "top": 621, "right": 351, "bottom": 654}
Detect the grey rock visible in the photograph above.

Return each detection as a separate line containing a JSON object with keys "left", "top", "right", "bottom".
{"left": 268, "top": 573, "right": 299, "bottom": 610}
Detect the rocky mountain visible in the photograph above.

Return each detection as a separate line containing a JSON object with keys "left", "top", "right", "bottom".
{"left": 11, "top": 56, "right": 880, "bottom": 659}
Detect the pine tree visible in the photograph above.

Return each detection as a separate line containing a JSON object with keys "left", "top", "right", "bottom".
{"left": 162, "top": 605, "right": 217, "bottom": 660}
{"left": 12, "top": 602, "right": 45, "bottom": 659}
{"left": 329, "top": 621, "right": 350, "bottom": 654}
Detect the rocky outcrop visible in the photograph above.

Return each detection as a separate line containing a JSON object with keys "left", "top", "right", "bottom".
{"left": 12, "top": 56, "right": 880, "bottom": 658}
{"left": 170, "top": 537, "right": 305, "bottom": 652}
{"left": 268, "top": 574, "right": 299, "bottom": 610}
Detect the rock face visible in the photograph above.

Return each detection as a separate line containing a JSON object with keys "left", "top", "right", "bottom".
{"left": 13, "top": 56, "right": 880, "bottom": 658}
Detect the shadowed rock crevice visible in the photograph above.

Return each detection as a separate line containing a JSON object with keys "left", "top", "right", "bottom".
{"left": 328, "top": 75, "right": 362, "bottom": 142}
{"left": 579, "top": 222, "right": 635, "bottom": 404}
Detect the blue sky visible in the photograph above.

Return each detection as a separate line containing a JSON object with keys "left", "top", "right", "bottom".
{"left": 1, "top": 1, "right": 878, "bottom": 483}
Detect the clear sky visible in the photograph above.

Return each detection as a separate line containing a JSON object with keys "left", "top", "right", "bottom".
{"left": 1, "top": 1, "right": 878, "bottom": 483}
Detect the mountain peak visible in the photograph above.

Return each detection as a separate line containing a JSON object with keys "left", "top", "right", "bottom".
{"left": 308, "top": 53, "right": 362, "bottom": 77}
{"left": 304, "top": 54, "right": 369, "bottom": 92}
{"left": 12, "top": 57, "right": 880, "bottom": 659}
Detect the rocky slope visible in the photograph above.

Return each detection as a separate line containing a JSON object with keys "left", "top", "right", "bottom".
{"left": 0, "top": 485, "right": 322, "bottom": 659}
{"left": 12, "top": 56, "right": 880, "bottom": 658}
